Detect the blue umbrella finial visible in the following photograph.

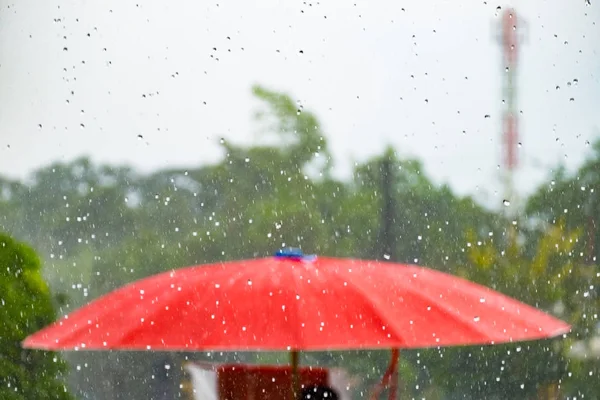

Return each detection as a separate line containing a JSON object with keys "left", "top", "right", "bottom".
{"left": 275, "top": 248, "right": 304, "bottom": 258}
{"left": 274, "top": 248, "right": 317, "bottom": 262}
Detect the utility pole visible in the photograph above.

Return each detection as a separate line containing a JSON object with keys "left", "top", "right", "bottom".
{"left": 380, "top": 157, "right": 396, "bottom": 261}
{"left": 379, "top": 156, "right": 400, "bottom": 400}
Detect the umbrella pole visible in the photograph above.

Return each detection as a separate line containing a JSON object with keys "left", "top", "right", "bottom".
{"left": 389, "top": 348, "right": 400, "bottom": 400}
{"left": 290, "top": 350, "right": 300, "bottom": 400}
{"left": 368, "top": 348, "right": 400, "bottom": 400}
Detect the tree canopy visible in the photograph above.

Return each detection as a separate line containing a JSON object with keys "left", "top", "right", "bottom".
{"left": 0, "top": 233, "right": 73, "bottom": 400}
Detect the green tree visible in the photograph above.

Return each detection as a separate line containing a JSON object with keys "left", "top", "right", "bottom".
{"left": 0, "top": 233, "right": 73, "bottom": 400}
{"left": 417, "top": 221, "right": 598, "bottom": 399}
{"left": 526, "top": 138, "right": 600, "bottom": 264}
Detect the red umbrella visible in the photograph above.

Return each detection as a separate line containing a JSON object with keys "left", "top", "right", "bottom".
{"left": 24, "top": 250, "right": 570, "bottom": 398}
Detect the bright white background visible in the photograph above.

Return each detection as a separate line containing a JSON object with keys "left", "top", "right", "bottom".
{"left": 0, "top": 0, "right": 598, "bottom": 205}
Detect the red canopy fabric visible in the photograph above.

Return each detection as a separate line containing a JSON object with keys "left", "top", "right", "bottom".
{"left": 23, "top": 255, "right": 570, "bottom": 351}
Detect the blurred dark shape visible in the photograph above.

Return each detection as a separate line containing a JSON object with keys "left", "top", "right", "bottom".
{"left": 299, "top": 385, "right": 339, "bottom": 400}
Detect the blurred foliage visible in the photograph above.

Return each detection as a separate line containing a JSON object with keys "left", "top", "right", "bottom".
{"left": 0, "top": 233, "right": 73, "bottom": 400}
{"left": 0, "top": 85, "right": 599, "bottom": 399}
{"left": 420, "top": 220, "right": 599, "bottom": 399}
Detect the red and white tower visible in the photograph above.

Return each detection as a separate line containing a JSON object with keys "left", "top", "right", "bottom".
{"left": 498, "top": 7, "right": 524, "bottom": 216}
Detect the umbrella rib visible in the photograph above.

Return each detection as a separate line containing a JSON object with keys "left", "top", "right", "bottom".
{"left": 337, "top": 271, "right": 408, "bottom": 347}
{"left": 288, "top": 262, "right": 306, "bottom": 350}
{"left": 402, "top": 278, "right": 569, "bottom": 342}
{"left": 35, "top": 279, "right": 161, "bottom": 349}
{"left": 116, "top": 264, "right": 247, "bottom": 350}
{"left": 43, "top": 264, "right": 227, "bottom": 350}
{"left": 407, "top": 267, "right": 571, "bottom": 339}
{"left": 113, "top": 286, "right": 192, "bottom": 348}
{"left": 403, "top": 285, "right": 498, "bottom": 342}
{"left": 342, "top": 266, "right": 495, "bottom": 346}
{"left": 388, "top": 268, "right": 514, "bottom": 343}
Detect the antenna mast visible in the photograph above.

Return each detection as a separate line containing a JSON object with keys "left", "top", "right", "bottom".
{"left": 498, "top": 7, "right": 524, "bottom": 223}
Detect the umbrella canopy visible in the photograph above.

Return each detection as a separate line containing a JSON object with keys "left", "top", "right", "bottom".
{"left": 23, "top": 250, "right": 570, "bottom": 352}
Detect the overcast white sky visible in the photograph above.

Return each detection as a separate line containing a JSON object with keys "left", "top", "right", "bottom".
{"left": 0, "top": 0, "right": 598, "bottom": 207}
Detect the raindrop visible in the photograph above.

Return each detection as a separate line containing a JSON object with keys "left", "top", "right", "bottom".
{"left": 503, "top": 199, "right": 511, "bottom": 206}
{"left": 247, "top": 280, "right": 252, "bottom": 286}
{"left": 473, "top": 316, "right": 480, "bottom": 322}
